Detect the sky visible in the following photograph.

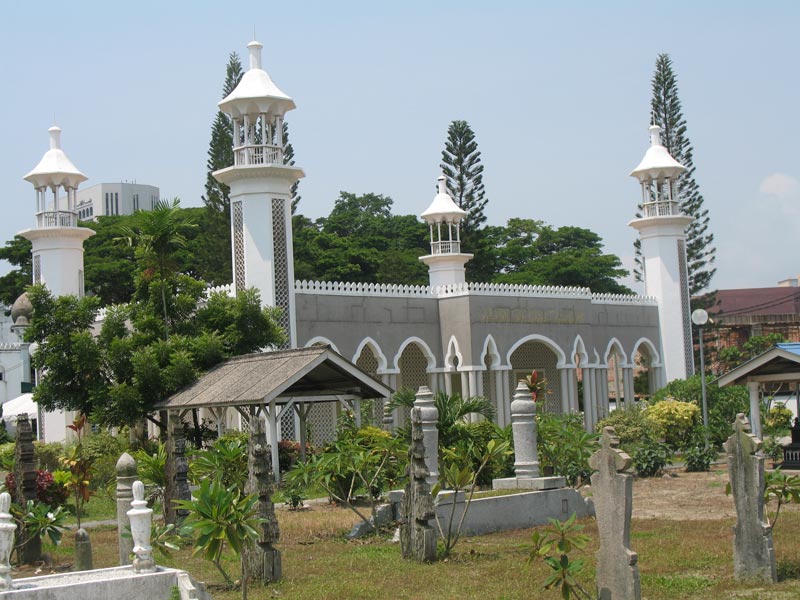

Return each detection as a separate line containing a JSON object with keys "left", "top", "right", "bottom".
{"left": 1, "top": 0, "right": 798, "bottom": 293}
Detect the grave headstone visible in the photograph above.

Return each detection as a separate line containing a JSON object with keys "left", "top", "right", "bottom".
{"left": 244, "top": 414, "right": 281, "bottom": 582}
{"left": 589, "top": 426, "right": 640, "bottom": 600}
{"left": 73, "top": 528, "right": 93, "bottom": 572}
{"left": 0, "top": 492, "right": 16, "bottom": 590}
{"left": 399, "top": 407, "right": 437, "bottom": 563}
{"left": 127, "top": 480, "right": 155, "bottom": 574}
{"left": 724, "top": 413, "right": 776, "bottom": 583}
{"left": 115, "top": 452, "right": 137, "bottom": 565}
{"left": 164, "top": 412, "right": 190, "bottom": 525}
{"left": 14, "top": 415, "right": 40, "bottom": 564}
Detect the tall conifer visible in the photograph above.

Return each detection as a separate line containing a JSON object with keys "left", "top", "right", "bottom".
{"left": 440, "top": 120, "right": 494, "bottom": 281}
{"left": 634, "top": 54, "right": 716, "bottom": 296}
{"left": 197, "top": 53, "right": 243, "bottom": 284}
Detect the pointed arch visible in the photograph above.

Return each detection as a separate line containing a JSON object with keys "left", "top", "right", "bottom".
{"left": 393, "top": 336, "right": 437, "bottom": 371}
{"left": 603, "top": 338, "right": 628, "bottom": 366}
{"left": 443, "top": 336, "right": 463, "bottom": 369}
{"left": 571, "top": 335, "right": 589, "bottom": 367}
{"left": 352, "top": 337, "right": 389, "bottom": 372}
{"left": 506, "top": 334, "right": 567, "bottom": 368}
{"left": 632, "top": 337, "right": 661, "bottom": 367}
{"left": 304, "top": 336, "right": 339, "bottom": 353}
{"left": 480, "top": 334, "right": 502, "bottom": 368}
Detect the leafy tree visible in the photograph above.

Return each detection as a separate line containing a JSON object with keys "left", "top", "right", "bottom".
{"left": 284, "top": 121, "right": 302, "bottom": 214}
{"left": 26, "top": 278, "right": 283, "bottom": 428}
{"left": 635, "top": 54, "right": 716, "bottom": 297}
{"left": 82, "top": 216, "right": 136, "bottom": 305}
{"left": 491, "top": 219, "right": 631, "bottom": 293}
{"left": 440, "top": 120, "right": 496, "bottom": 282}
{"left": 0, "top": 236, "right": 32, "bottom": 307}
{"left": 118, "top": 198, "right": 198, "bottom": 337}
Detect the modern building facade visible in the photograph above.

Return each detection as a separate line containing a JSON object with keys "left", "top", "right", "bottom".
{"left": 75, "top": 182, "right": 160, "bottom": 221}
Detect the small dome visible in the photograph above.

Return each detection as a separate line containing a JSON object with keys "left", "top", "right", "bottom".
{"left": 24, "top": 127, "right": 88, "bottom": 189}
{"left": 420, "top": 175, "right": 467, "bottom": 224}
{"left": 10, "top": 292, "right": 32, "bottom": 328}
{"left": 629, "top": 125, "right": 685, "bottom": 182}
{"left": 218, "top": 40, "right": 296, "bottom": 119}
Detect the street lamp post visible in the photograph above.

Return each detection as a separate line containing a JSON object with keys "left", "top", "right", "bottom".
{"left": 691, "top": 308, "right": 709, "bottom": 445}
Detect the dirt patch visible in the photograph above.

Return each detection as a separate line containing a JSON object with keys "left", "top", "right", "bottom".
{"left": 630, "top": 467, "right": 800, "bottom": 520}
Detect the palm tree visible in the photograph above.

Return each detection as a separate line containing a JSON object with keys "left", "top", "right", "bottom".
{"left": 387, "top": 388, "right": 495, "bottom": 448}
{"left": 118, "top": 198, "right": 197, "bottom": 338}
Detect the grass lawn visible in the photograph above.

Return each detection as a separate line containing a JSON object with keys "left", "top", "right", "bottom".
{"left": 20, "top": 499, "right": 800, "bottom": 600}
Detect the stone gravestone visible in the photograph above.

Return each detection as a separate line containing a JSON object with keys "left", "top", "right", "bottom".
{"left": 413, "top": 386, "right": 438, "bottom": 486}
{"left": 244, "top": 414, "right": 281, "bottom": 582}
{"left": 399, "top": 407, "right": 437, "bottom": 563}
{"left": 724, "top": 413, "right": 776, "bottom": 583}
{"left": 14, "top": 415, "right": 41, "bottom": 564}
{"left": 164, "top": 411, "right": 190, "bottom": 525}
{"left": 73, "top": 528, "right": 93, "bottom": 571}
{"left": 589, "top": 426, "right": 640, "bottom": 600}
{"left": 115, "top": 452, "right": 137, "bottom": 565}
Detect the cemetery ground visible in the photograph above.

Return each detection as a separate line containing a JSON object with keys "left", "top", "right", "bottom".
{"left": 15, "top": 469, "right": 800, "bottom": 599}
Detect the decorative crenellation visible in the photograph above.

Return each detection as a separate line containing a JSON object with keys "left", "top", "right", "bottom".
{"left": 434, "top": 282, "right": 592, "bottom": 299}
{"left": 294, "top": 279, "right": 657, "bottom": 305}
{"left": 0, "top": 344, "right": 23, "bottom": 351}
{"left": 591, "top": 292, "right": 658, "bottom": 305}
{"left": 295, "top": 280, "right": 432, "bottom": 297}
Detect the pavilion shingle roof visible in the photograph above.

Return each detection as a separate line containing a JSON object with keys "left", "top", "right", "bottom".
{"left": 154, "top": 345, "right": 392, "bottom": 411}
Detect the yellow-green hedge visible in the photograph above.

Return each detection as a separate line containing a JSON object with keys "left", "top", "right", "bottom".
{"left": 646, "top": 399, "right": 701, "bottom": 450}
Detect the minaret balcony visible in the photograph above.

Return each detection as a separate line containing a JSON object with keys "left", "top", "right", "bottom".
{"left": 642, "top": 200, "right": 680, "bottom": 218}
{"left": 431, "top": 240, "right": 461, "bottom": 254}
{"left": 233, "top": 144, "right": 283, "bottom": 167}
{"left": 36, "top": 210, "right": 77, "bottom": 228}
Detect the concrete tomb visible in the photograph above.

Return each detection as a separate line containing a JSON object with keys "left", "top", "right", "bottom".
{"left": 724, "top": 413, "right": 776, "bottom": 583}
{"left": 115, "top": 452, "right": 137, "bottom": 566}
{"left": 589, "top": 426, "right": 640, "bottom": 600}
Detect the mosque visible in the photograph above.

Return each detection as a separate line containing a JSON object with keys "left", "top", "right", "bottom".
{"left": 0, "top": 40, "right": 694, "bottom": 444}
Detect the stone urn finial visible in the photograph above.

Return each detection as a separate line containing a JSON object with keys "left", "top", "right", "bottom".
{"left": 0, "top": 492, "right": 17, "bottom": 590}
{"left": 127, "top": 480, "right": 155, "bottom": 573}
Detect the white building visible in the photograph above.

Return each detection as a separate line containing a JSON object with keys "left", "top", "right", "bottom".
{"left": 75, "top": 182, "right": 160, "bottom": 221}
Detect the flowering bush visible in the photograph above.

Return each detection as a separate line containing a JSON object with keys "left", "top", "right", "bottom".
{"left": 4, "top": 469, "right": 69, "bottom": 508}
{"left": 525, "top": 370, "right": 548, "bottom": 402}
{"left": 646, "top": 399, "right": 701, "bottom": 451}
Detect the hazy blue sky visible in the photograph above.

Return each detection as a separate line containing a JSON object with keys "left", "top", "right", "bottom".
{"left": 1, "top": 1, "right": 798, "bottom": 292}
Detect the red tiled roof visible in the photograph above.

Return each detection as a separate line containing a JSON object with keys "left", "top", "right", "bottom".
{"left": 711, "top": 287, "right": 800, "bottom": 317}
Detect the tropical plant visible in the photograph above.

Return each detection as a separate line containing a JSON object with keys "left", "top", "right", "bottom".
{"left": 763, "top": 468, "right": 800, "bottom": 530}
{"left": 432, "top": 438, "right": 511, "bottom": 556}
{"left": 527, "top": 513, "right": 592, "bottom": 599}
{"left": 682, "top": 443, "right": 718, "bottom": 472}
{"left": 134, "top": 443, "right": 167, "bottom": 517}
{"left": 645, "top": 399, "right": 700, "bottom": 451}
{"left": 59, "top": 416, "right": 93, "bottom": 528}
{"left": 538, "top": 412, "right": 599, "bottom": 487}
{"left": 285, "top": 427, "right": 405, "bottom": 531}
{"left": 766, "top": 405, "right": 793, "bottom": 433}
{"left": 189, "top": 436, "right": 248, "bottom": 490}
{"left": 387, "top": 389, "right": 495, "bottom": 449}
{"left": 10, "top": 500, "right": 67, "bottom": 558}
{"left": 597, "top": 405, "right": 657, "bottom": 451}
{"left": 175, "top": 479, "right": 262, "bottom": 600}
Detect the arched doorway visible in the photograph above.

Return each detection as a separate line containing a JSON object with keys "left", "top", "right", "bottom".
{"left": 508, "top": 339, "right": 562, "bottom": 413}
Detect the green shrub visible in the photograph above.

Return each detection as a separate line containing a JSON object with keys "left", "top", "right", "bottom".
{"left": 645, "top": 400, "right": 701, "bottom": 451}
{"left": 0, "top": 442, "right": 15, "bottom": 471}
{"left": 763, "top": 436, "right": 785, "bottom": 463}
{"left": 766, "top": 405, "right": 793, "bottom": 433}
{"left": 34, "top": 442, "right": 65, "bottom": 472}
{"left": 80, "top": 432, "right": 128, "bottom": 492}
{"left": 189, "top": 436, "right": 248, "bottom": 490}
{"left": 652, "top": 375, "right": 748, "bottom": 447}
{"left": 632, "top": 438, "right": 671, "bottom": 477}
{"left": 462, "top": 420, "right": 514, "bottom": 485}
{"left": 597, "top": 406, "right": 657, "bottom": 451}
{"left": 538, "top": 412, "right": 599, "bottom": 486}
{"left": 683, "top": 444, "right": 718, "bottom": 472}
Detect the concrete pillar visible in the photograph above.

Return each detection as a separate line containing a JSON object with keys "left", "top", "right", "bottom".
{"left": 501, "top": 370, "right": 512, "bottom": 425}
{"left": 414, "top": 386, "right": 439, "bottom": 486}
{"left": 569, "top": 368, "right": 580, "bottom": 412}
{"left": 511, "top": 381, "right": 539, "bottom": 478}
{"left": 748, "top": 382, "right": 762, "bottom": 439}
{"left": 583, "top": 367, "right": 596, "bottom": 432}
{"left": 468, "top": 371, "right": 478, "bottom": 399}
{"left": 559, "top": 368, "right": 569, "bottom": 414}
{"left": 494, "top": 369, "right": 505, "bottom": 426}
{"left": 460, "top": 371, "right": 469, "bottom": 398}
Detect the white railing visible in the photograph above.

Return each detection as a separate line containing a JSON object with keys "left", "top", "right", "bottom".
{"left": 431, "top": 240, "right": 460, "bottom": 254}
{"left": 433, "top": 282, "right": 593, "bottom": 299}
{"left": 205, "top": 283, "right": 235, "bottom": 298}
{"left": 642, "top": 200, "right": 680, "bottom": 217}
{"left": 233, "top": 144, "right": 283, "bottom": 166}
{"left": 36, "top": 211, "right": 77, "bottom": 228}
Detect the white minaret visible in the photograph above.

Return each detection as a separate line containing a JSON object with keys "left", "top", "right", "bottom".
{"left": 213, "top": 40, "right": 304, "bottom": 346}
{"left": 628, "top": 125, "right": 694, "bottom": 382}
{"left": 419, "top": 174, "right": 473, "bottom": 289}
{"left": 21, "top": 126, "right": 94, "bottom": 297}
